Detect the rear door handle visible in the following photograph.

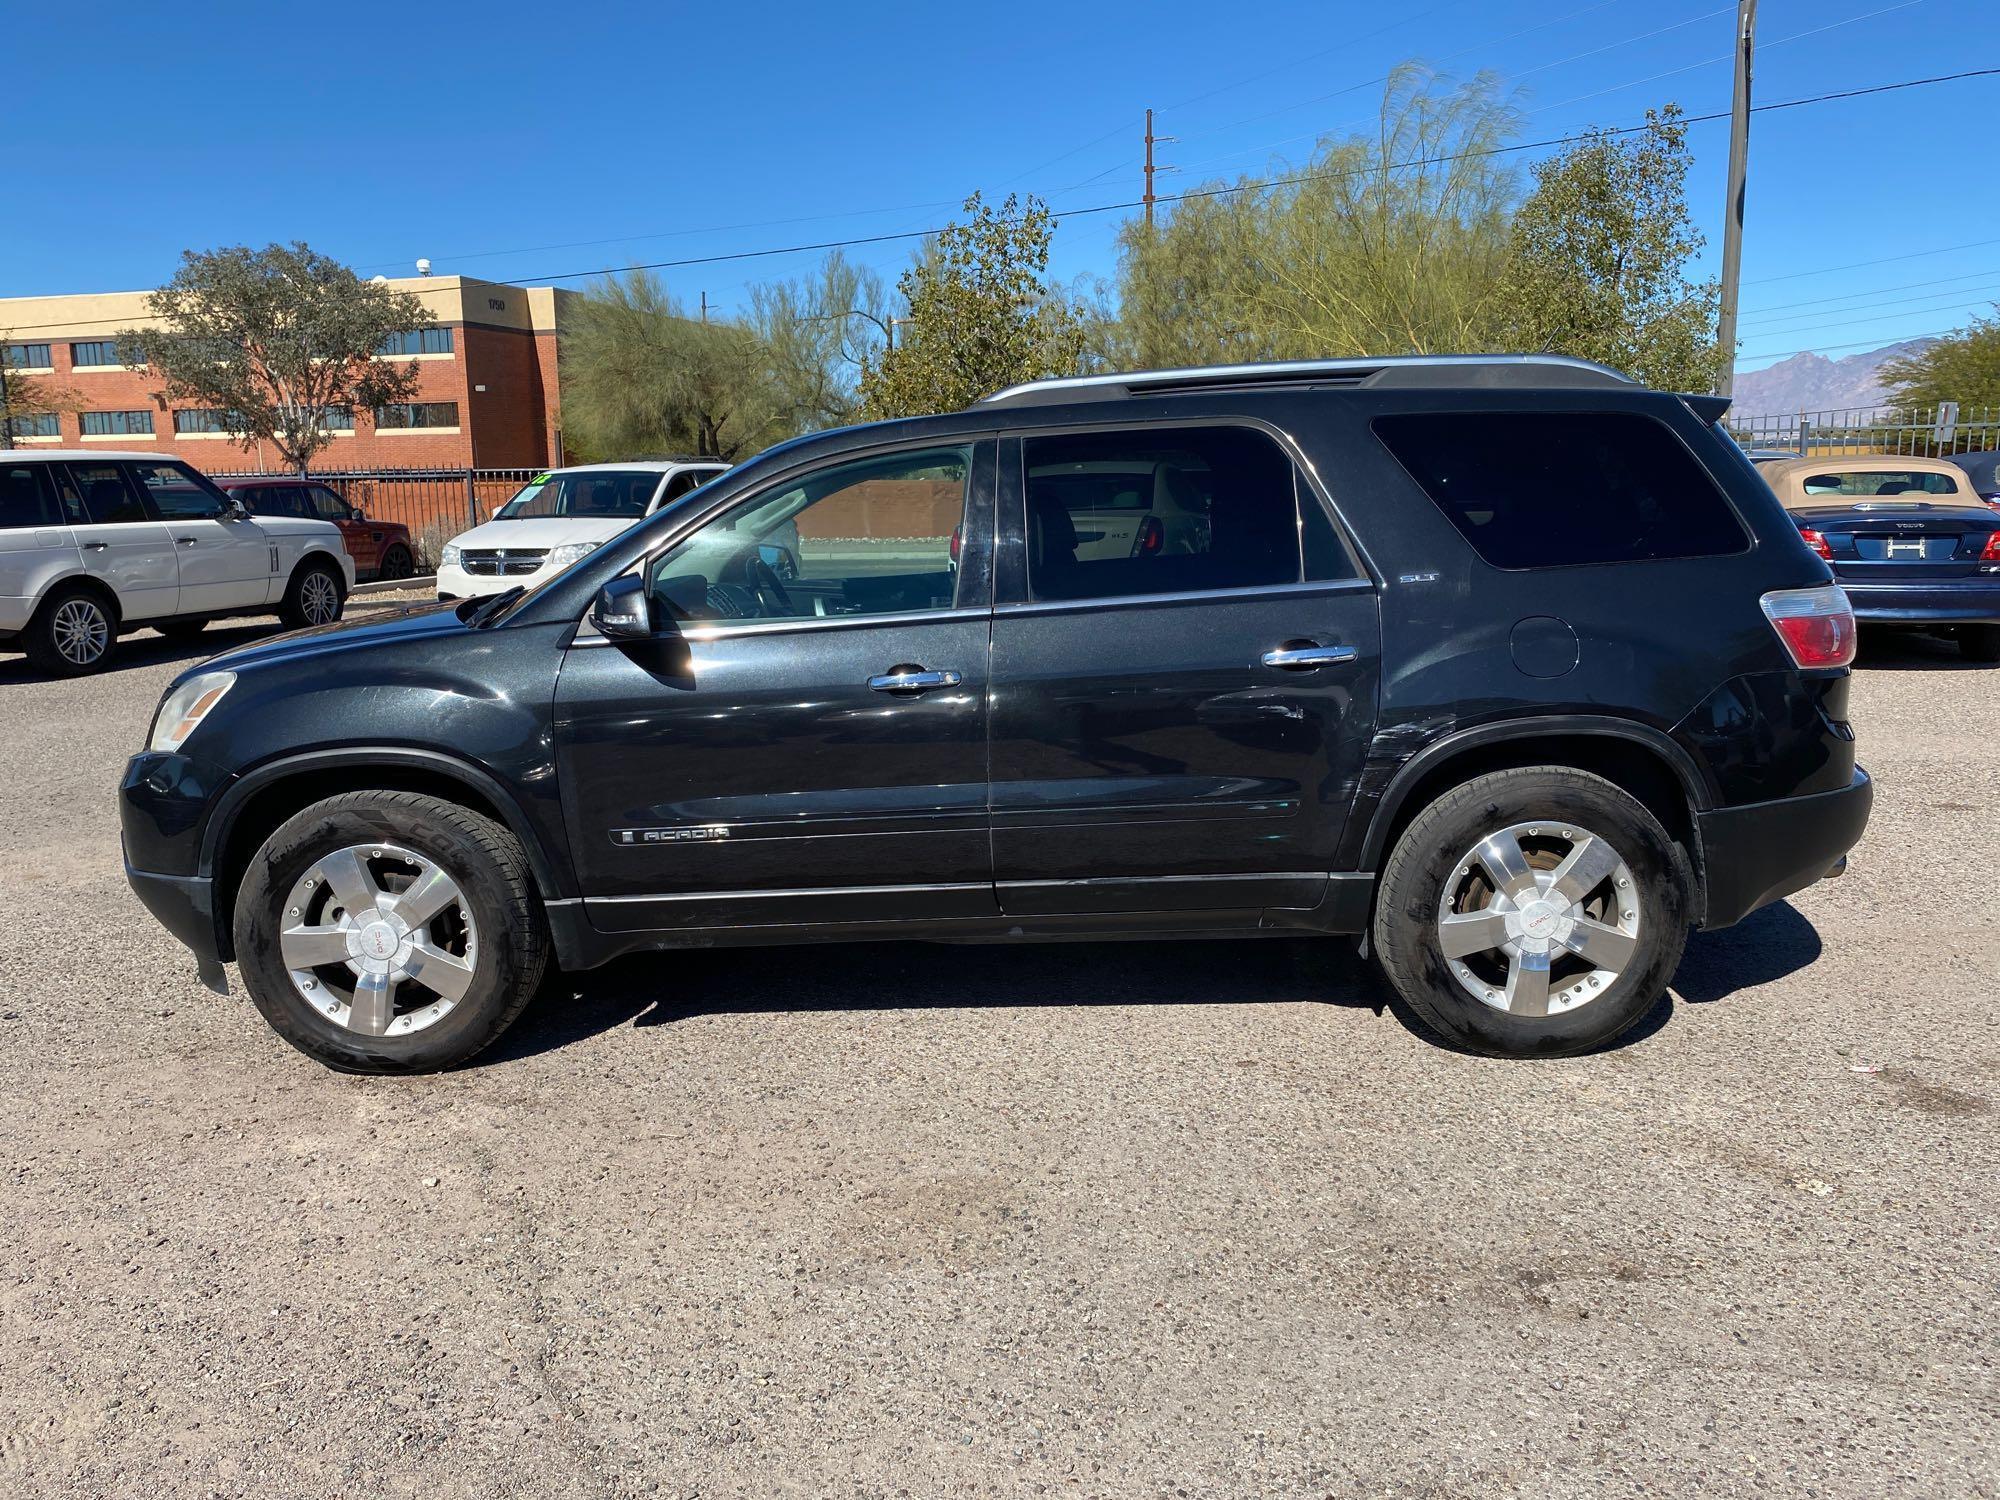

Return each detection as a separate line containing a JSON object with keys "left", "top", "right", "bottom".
{"left": 868, "top": 668, "right": 962, "bottom": 694}
{"left": 177, "top": 536, "right": 199, "bottom": 546}
{"left": 1261, "top": 642, "right": 1357, "bottom": 670}
{"left": 82, "top": 541, "right": 108, "bottom": 552}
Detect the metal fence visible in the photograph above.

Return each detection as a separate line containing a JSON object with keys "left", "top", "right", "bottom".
{"left": 209, "top": 467, "right": 539, "bottom": 569}
{"left": 1730, "top": 403, "right": 2000, "bottom": 459}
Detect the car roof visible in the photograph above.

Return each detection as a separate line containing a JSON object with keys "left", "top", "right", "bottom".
{"left": 541, "top": 459, "right": 729, "bottom": 475}
{"left": 214, "top": 475, "right": 318, "bottom": 487}
{"left": 0, "top": 449, "right": 171, "bottom": 463}
{"left": 1754, "top": 453, "right": 1974, "bottom": 507}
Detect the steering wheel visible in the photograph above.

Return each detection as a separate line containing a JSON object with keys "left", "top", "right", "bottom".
{"left": 750, "top": 556, "right": 796, "bottom": 616}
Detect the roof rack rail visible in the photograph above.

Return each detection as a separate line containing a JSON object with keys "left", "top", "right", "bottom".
{"left": 979, "top": 354, "right": 1637, "bottom": 407}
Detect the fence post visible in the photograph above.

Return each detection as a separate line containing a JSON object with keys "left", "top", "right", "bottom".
{"left": 465, "top": 469, "right": 477, "bottom": 528}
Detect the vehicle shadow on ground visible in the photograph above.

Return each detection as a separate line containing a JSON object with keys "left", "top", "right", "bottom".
{"left": 480, "top": 935, "right": 1388, "bottom": 1067}
{"left": 1856, "top": 630, "right": 1993, "bottom": 671}
{"left": 1619, "top": 899, "right": 1824, "bottom": 1046}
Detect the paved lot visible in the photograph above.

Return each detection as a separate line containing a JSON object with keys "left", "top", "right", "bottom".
{"left": 0, "top": 613, "right": 1994, "bottom": 1499}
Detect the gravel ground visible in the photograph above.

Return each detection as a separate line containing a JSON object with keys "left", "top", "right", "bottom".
{"left": 0, "top": 613, "right": 1993, "bottom": 1499}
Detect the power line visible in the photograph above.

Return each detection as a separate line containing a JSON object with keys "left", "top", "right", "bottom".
{"left": 1737, "top": 325, "right": 1960, "bottom": 363}
{"left": 1738, "top": 279, "right": 2000, "bottom": 330}
{"left": 1743, "top": 235, "right": 2000, "bottom": 286}
{"left": 1742, "top": 265, "right": 2000, "bottom": 316}
{"left": 3, "top": 66, "right": 1996, "bottom": 338}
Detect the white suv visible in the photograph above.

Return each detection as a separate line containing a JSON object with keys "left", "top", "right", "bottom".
{"left": 435, "top": 459, "right": 728, "bottom": 600}
{"left": 0, "top": 451, "right": 355, "bottom": 676}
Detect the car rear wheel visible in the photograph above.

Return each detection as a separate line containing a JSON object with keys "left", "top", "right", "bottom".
{"left": 377, "top": 544, "right": 415, "bottom": 581}
{"left": 280, "top": 560, "right": 346, "bottom": 630}
{"left": 232, "top": 791, "right": 548, "bottom": 1072}
{"left": 1372, "top": 767, "right": 1691, "bottom": 1057}
{"left": 1958, "top": 624, "right": 2000, "bottom": 662}
{"left": 24, "top": 586, "right": 118, "bottom": 676}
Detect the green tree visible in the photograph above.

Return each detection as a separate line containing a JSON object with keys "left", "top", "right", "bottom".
{"left": 1878, "top": 312, "right": 2000, "bottom": 411}
{"left": 747, "top": 250, "right": 889, "bottom": 434}
{"left": 560, "top": 270, "right": 777, "bottom": 460}
{"left": 1500, "top": 107, "right": 1724, "bottom": 392}
{"left": 1116, "top": 67, "right": 1522, "bottom": 366}
{"left": 116, "top": 243, "right": 433, "bottom": 472}
{"left": 861, "top": 193, "right": 1085, "bottom": 418}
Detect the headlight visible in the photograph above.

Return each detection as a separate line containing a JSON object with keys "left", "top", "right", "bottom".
{"left": 148, "top": 671, "right": 236, "bottom": 754}
{"left": 547, "top": 541, "right": 600, "bottom": 568}
{"left": 439, "top": 543, "right": 462, "bottom": 569}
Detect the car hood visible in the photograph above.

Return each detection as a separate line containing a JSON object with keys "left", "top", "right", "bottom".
{"left": 253, "top": 517, "right": 345, "bottom": 539}
{"left": 450, "top": 515, "right": 641, "bottom": 550}
{"left": 192, "top": 598, "right": 474, "bottom": 679}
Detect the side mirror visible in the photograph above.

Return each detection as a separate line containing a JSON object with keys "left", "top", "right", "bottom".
{"left": 591, "top": 575, "right": 658, "bottom": 640}
{"left": 349, "top": 505, "right": 366, "bottom": 523}
{"left": 223, "top": 496, "right": 250, "bottom": 519}
{"left": 756, "top": 543, "right": 799, "bottom": 581}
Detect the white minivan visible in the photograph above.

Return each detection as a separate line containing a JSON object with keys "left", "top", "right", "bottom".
{"left": 0, "top": 451, "right": 355, "bottom": 676}
{"left": 435, "top": 459, "right": 728, "bottom": 600}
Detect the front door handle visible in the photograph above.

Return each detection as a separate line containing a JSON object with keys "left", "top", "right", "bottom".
{"left": 82, "top": 540, "right": 108, "bottom": 552}
{"left": 1261, "top": 642, "right": 1357, "bottom": 670}
{"left": 868, "top": 667, "right": 963, "bottom": 694}
{"left": 177, "top": 535, "right": 199, "bottom": 546}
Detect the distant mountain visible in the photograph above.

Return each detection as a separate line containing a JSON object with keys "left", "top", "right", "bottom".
{"left": 1732, "top": 338, "right": 1935, "bottom": 416}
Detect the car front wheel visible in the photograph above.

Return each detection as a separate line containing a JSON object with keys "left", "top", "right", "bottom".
{"left": 280, "top": 560, "right": 346, "bottom": 630}
{"left": 232, "top": 791, "right": 548, "bottom": 1072}
{"left": 1372, "top": 767, "right": 1691, "bottom": 1057}
{"left": 25, "top": 586, "right": 118, "bottom": 676}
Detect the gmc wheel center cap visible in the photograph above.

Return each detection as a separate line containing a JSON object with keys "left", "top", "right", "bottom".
{"left": 356, "top": 920, "right": 401, "bottom": 963}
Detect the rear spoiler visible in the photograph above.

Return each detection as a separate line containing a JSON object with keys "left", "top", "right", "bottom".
{"left": 1683, "top": 393, "right": 1732, "bottom": 424}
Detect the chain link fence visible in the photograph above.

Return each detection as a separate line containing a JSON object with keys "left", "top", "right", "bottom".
{"left": 1730, "top": 404, "right": 2000, "bottom": 459}
{"left": 210, "top": 467, "right": 540, "bottom": 571}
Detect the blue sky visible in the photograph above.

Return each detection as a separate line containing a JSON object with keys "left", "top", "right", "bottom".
{"left": 5, "top": 0, "right": 1995, "bottom": 371}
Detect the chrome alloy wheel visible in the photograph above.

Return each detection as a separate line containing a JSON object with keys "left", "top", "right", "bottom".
{"left": 52, "top": 597, "right": 110, "bottom": 666}
{"left": 279, "top": 843, "right": 479, "bottom": 1036}
{"left": 1434, "top": 822, "right": 1641, "bottom": 1017}
{"left": 300, "top": 571, "right": 342, "bottom": 625}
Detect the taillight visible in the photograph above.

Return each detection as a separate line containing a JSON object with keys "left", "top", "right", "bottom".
{"left": 948, "top": 524, "right": 962, "bottom": 564}
{"left": 1798, "top": 527, "right": 1833, "bottom": 560}
{"left": 1134, "top": 516, "right": 1164, "bottom": 555}
{"left": 1760, "top": 584, "right": 1857, "bottom": 670}
{"left": 1981, "top": 529, "right": 2000, "bottom": 561}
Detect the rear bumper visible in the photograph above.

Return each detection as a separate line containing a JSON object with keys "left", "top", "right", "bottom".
{"left": 1696, "top": 766, "right": 1872, "bottom": 928}
{"left": 1838, "top": 579, "right": 2000, "bottom": 625}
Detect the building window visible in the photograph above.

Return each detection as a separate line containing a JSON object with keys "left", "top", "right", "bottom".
{"left": 376, "top": 328, "right": 454, "bottom": 356}
{"left": 173, "top": 408, "right": 242, "bottom": 434}
{"left": 3, "top": 343, "right": 52, "bottom": 370}
{"left": 319, "top": 407, "right": 356, "bottom": 432}
{"left": 5, "top": 413, "right": 61, "bottom": 438}
{"left": 80, "top": 409, "right": 155, "bottom": 436}
{"left": 373, "top": 401, "right": 459, "bottom": 430}
{"left": 70, "top": 341, "right": 127, "bottom": 368}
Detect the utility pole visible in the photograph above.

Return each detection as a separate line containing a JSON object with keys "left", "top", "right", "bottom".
{"left": 699, "top": 290, "right": 709, "bottom": 326}
{"left": 1714, "top": 0, "right": 1757, "bottom": 398}
{"left": 1144, "top": 108, "right": 1157, "bottom": 228}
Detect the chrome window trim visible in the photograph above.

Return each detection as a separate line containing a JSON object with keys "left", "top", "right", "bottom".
{"left": 993, "top": 576, "right": 1375, "bottom": 618}
{"left": 567, "top": 603, "right": 992, "bottom": 646}
{"left": 585, "top": 881, "right": 991, "bottom": 906}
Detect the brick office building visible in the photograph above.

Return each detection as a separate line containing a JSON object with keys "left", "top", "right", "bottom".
{"left": 0, "top": 274, "right": 575, "bottom": 472}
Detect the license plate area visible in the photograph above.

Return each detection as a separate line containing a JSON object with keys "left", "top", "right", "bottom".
{"left": 1854, "top": 534, "right": 1956, "bottom": 561}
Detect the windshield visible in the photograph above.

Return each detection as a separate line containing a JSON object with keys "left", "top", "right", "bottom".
{"left": 495, "top": 470, "right": 660, "bottom": 521}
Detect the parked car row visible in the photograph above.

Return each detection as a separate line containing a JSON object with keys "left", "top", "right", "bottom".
{"left": 119, "top": 355, "right": 1873, "bottom": 1073}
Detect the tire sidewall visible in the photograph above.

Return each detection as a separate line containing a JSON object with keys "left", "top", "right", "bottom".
{"left": 233, "top": 799, "right": 535, "bottom": 1072}
{"left": 283, "top": 561, "right": 346, "bottom": 629}
{"left": 1376, "top": 772, "right": 1690, "bottom": 1056}
{"left": 29, "top": 587, "right": 118, "bottom": 676}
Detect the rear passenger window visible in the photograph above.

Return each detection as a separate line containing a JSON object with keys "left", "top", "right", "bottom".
{"left": 1023, "top": 426, "right": 1351, "bottom": 602}
{"left": 0, "top": 464, "right": 61, "bottom": 529}
{"left": 1373, "top": 412, "right": 1749, "bottom": 569}
{"left": 67, "top": 464, "right": 147, "bottom": 525}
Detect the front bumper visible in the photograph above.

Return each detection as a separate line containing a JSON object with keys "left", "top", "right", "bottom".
{"left": 1837, "top": 578, "right": 2000, "bottom": 625}
{"left": 125, "top": 859, "right": 224, "bottom": 986}
{"left": 435, "top": 561, "right": 557, "bottom": 600}
{"left": 1696, "top": 766, "right": 1872, "bottom": 928}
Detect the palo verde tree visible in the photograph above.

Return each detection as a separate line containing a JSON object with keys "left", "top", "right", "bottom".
{"left": 1500, "top": 106, "right": 1724, "bottom": 393}
{"left": 746, "top": 250, "right": 890, "bottom": 434}
{"left": 559, "top": 269, "right": 779, "bottom": 460}
{"left": 1878, "top": 310, "right": 2000, "bottom": 412}
{"left": 116, "top": 243, "right": 434, "bottom": 473}
{"left": 861, "top": 193, "right": 1086, "bottom": 418}
{"left": 1116, "top": 67, "right": 1522, "bottom": 366}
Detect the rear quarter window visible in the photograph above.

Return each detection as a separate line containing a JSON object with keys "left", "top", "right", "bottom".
{"left": 0, "top": 464, "right": 62, "bottom": 529}
{"left": 1373, "top": 411, "right": 1749, "bottom": 569}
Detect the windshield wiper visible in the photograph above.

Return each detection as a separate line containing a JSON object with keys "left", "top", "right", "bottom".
{"left": 466, "top": 586, "right": 526, "bottom": 626}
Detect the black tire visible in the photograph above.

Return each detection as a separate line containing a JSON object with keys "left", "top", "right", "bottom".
{"left": 1372, "top": 767, "right": 1692, "bottom": 1058}
{"left": 154, "top": 618, "right": 208, "bottom": 640}
{"left": 232, "top": 791, "right": 549, "bottom": 1072}
{"left": 1959, "top": 624, "right": 2000, "bottom": 662}
{"left": 279, "top": 558, "right": 346, "bottom": 630}
{"left": 377, "top": 545, "right": 415, "bottom": 582}
{"left": 23, "top": 585, "right": 118, "bottom": 676}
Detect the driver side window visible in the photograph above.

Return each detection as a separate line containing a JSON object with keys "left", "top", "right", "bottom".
{"left": 648, "top": 446, "right": 971, "bottom": 626}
